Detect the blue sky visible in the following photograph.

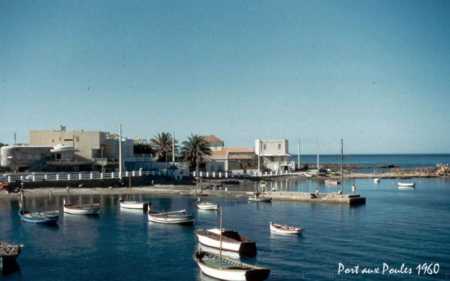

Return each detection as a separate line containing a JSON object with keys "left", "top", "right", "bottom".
{"left": 1, "top": 0, "right": 449, "bottom": 153}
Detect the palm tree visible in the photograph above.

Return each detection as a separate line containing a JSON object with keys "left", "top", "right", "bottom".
{"left": 150, "top": 132, "right": 176, "bottom": 162}
{"left": 181, "top": 135, "right": 212, "bottom": 172}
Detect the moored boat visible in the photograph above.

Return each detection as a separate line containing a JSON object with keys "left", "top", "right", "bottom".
{"left": 398, "top": 182, "right": 415, "bottom": 189}
{"left": 196, "top": 228, "right": 257, "bottom": 257}
{"left": 269, "top": 222, "right": 303, "bottom": 235}
{"left": 194, "top": 251, "right": 270, "bottom": 281}
{"left": 373, "top": 178, "right": 380, "bottom": 184}
{"left": 324, "top": 179, "right": 341, "bottom": 186}
{"left": 18, "top": 190, "right": 59, "bottom": 224}
{"left": 198, "top": 244, "right": 240, "bottom": 260}
{"left": 148, "top": 209, "right": 194, "bottom": 225}
{"left": 63, "top": 199, "right": 100, "bottom": 215}
{"left": 197, "top": 201, "right": 219, "bottom": 211}
{"left": 119, "top": 199, "right": 150, "bottom": 211}
{"left": 19, "top": 210, "right": 59, "bottom": 224}
{"left": 248, "top": 193, "right": 272, "bottom": 203}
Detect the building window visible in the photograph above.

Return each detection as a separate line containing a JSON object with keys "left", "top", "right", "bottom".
{"left": 263, "top": 144, "right": 266, "bottom": 150}
{"left": 278, "top": 144, "right": 281, "bottom": 150}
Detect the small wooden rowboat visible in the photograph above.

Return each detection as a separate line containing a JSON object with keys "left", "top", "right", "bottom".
{"left": 197, "top": 201, "right": 219, "bottom": 211}
{"left": 119, "top": 200, "right": 150, "bottom": 211}
{"left": 198, "top": 244, "right": 241, "bottom": 260}
{"left": 19, "top": 189, "right": 59, "bottom": 224}
{"left": 324, "top": 179, "right": 341, "bottom": 186}
{"left": 196, "top": 228, "right": 257, "bottom": 257}
{"left": 248, "top": 193, "right": 272, "bottom": 203}
{"left": 269, "top": 222, "right": 303, "bottom": 235}
{"left": 148, "top": 209, "right": 194, "bottom": 225}
{"left": 194, "top": 251, "right": 270, "bottom": 281}
{"left": 63, "top": 199, "right": 100, "bottom": 215}
{"left": 398, "top": 182, "right": 415, "bottom": 189}
{"left": 19, "top": 210, "right": 59, "bottom": 224}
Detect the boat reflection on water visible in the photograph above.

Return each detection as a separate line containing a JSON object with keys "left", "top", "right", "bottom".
{"left": 197, "top": 244, "right": 240, "bottom": 260}
{"left": 120, "top": 207, "right": 146, "bottom": 215}
{"left": 1, "top": 259, "right": 21, "bottom": 276}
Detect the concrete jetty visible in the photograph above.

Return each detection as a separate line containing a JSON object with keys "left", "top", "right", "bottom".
{"left": 1, "top": 186, "right": 366, "bottom": 206}
{"left": 268, "top": 191, "right": 366, "bottom": 206}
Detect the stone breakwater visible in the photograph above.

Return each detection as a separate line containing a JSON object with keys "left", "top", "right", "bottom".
{"left": 0, "top": 186, "right": 365, "bottom": 206}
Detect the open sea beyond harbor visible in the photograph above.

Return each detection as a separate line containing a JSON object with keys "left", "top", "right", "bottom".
{"left": 292, "top": 154, "right": 450, "bottom": 169}
{"left": 1, "top": 178, "right": 450, "bottom": 281}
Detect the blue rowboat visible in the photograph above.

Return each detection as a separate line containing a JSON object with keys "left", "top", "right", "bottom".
{"left": 19, "top": 210, "right": 59, "bottom": 225}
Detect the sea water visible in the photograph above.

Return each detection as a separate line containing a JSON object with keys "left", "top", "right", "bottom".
{"left": 1, "top": 177, "right": 449, "bottom": 281}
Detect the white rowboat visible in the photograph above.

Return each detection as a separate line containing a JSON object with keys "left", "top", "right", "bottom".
{"left": 248, "top": 195, "right": 272, "bottom": 203}
{"left": 119, "top": 200, "right": 149, "bottom": 210}
{"left": 398, "top": 182, "right": 415, "bottom": 189}
{"left": 325, "top": 179, "right": 341, "bottom": 186}
{"left": 194, "top": 251, "right": 270, "bottom": 281}
{"left": 148, "top": 209, "right": 194, "bottom": 225}
{"left": 269, "top": 222, "right": 303, "bottom": 235}
{"left": 196, "top": 228, "right": 257, "bottom": 257}
{"left": 197, "top": 202, "right": 219, "bottom": 211}
{"left": 373, "top": 178, "right": 380, "bottom": 184}
{"left": 198, "top": 244, "right": 241, "bottom": 260}
{"left": 63, "top": 199, "right": 100, "bottom": 215}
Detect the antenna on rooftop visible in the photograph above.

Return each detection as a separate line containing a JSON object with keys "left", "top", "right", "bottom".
{"left": 119, "top": 124, "right": 123, "bottom": 180}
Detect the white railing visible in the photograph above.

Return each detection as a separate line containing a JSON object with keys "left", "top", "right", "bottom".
{"left": 1, "top": 169, "right": 175, "bottom": 183}
{"left": 192, "top": 170, "right": 296, "bottom": 179}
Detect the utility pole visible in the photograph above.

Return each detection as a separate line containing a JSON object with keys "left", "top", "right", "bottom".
{"left": 119, "top": 124, "right": 123, "bottom": 180}
{"left": 316, "top": 141, "right": 320, "bottom": 170}
{"left": 257, "top": 140, "right": 261, "bottom": 176}
{"left": 172, "top": 131, "right": 176, "bottom": 163}
{"left": 340, "top": 138, "right": 344, "bottom": 192}
{"left": 13, "top": 132, "right": 17, "bottom": 145}
{"left": 297, "top": 139, "right": 301, "bottom": 169}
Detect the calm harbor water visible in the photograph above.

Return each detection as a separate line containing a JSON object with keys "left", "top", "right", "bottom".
{"left": 1, "top": 178, "right": 450, "bottom": 281}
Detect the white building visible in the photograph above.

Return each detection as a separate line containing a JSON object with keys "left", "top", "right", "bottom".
{"left": 205, "top": 147, "right": 257, "bottom": 173}
{"left": 255, "top": 139, "right": 294, "bottom": 172}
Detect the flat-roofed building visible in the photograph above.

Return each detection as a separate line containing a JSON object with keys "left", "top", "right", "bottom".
{"left": 255, "top": 139, "right": 294, "bottom": 172}
{"left": 0, "top": 145, "right": 52, "bottom": 171}
{"left": 29, "top": 127, "right": 134, "bottom": 163}
{"left": 206, "top": 147, "right": 257, "bottom": 173}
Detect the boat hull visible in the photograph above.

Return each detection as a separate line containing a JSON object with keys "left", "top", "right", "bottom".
{"left": 269, "top": 223, "right": 302, "bottom": 235}
{"left": 197, "top": 202, "right": 219, "bottom": 210}
{"left": 63, "top": 205, "right": 100, "bottom": 215}
{"left": 120, "top": 201, "right": 149, "bottom": 210}
{"left": 398, "top": 182, "right": 415, "bottom": 188}
{"left": 195, "top": 251, "right": 270, "bottom": 281}
{"left": 196, "top": 230, "right": 257, "bottom": 257}
{"left": 248, "top": 197, "right": 272, "bottom": 203}
{"left": 198, "top": 244, "right": 241, "bottom": 260}
{"left": 148, "top": 210, "right": 194, "bottom": 225}
{"left": 325, "top": 180, "right": 341, "bottom": 186}
{"left": 19, "top": 211, "right": 58, "bottom": 224}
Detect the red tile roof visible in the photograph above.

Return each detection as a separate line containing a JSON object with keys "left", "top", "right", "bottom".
{"left": 202, "top": 135, "right": 224, "bottom": 145}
